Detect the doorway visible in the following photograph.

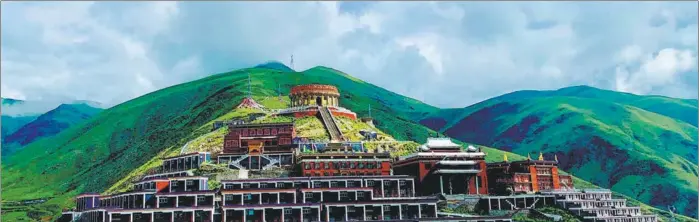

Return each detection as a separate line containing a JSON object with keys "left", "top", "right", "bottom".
{"left": 316, "top": 97, "right": 322, "bottom": 106}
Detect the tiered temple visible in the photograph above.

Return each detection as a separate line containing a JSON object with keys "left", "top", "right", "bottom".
{"left": 486, "top": 153, "right": 573, "bottom": 195}
{"left": 60, "top": 155, "right": 218, "bottom": 222}
{"left": 218, "top": 122, "right": 296, "bottom": 170}
{"left": 61, "top": 83, "right": 658, "bottom": 222}
{"left": 295, "top": 142, "right": 392, "bottom": 177}
{"left": 393, "top": 138, "right": 489, "bottom": 195}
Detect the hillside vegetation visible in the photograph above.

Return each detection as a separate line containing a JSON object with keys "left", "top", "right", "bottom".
{"left": 418, "top": 86, "right": 698, "bottom": 218}
{"left": 1, "top": 63, "right": 693, "bottom": 222}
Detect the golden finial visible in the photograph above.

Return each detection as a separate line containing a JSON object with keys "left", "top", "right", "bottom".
{"left": 503, "top": 153, "right": 509, "bottom": 162}
{"left": 554, "top": 154, "right": 559, "bottom": 162}
{"left": 527, "top": 153, "right": 531, "bottom": 160}
{"left": 538, "top": 152, "right": 544, "bottom": 161}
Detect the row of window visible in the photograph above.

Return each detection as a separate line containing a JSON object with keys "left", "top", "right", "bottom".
{"left": 303, "top": 171, "right": 384, "bottom": 177}
{"left": 234, "top": 127, "right": 292, "bottom": 137}
{"left": 304, "top": 162, "right": 383, "bottom": 170}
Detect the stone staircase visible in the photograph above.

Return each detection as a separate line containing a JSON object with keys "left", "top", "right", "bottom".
{"left": 318, "top": 106, "right": 344, "bottom": 141}
{"left": 540, "top": 189, "right": 657, "bottom": 222}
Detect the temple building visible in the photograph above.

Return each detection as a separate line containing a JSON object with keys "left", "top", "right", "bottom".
{"left": 486, "top": 153, "right": 574, "bottom": 195}
{"left": 393, "top": 138, "right": 489, "bottom": 196}
{"left": 143, "top": 152, "right": 211, "bottom": 180}
{"left": 540, "top": 189, "right": 657, "bottom": 222}
{"left": 280, "top": 84, "right": 356, "bottom": 119}
{"left": 217, "top": 122, "right": 296, "bottom": 170}
{"left": 219, "top": 175, "right": 439, "bottom": 222}
{"left": 62, "top": 156, "right": 217, "bottom": 222}
{"left": 296, "top": 142, "right": 392, "bottom": 177}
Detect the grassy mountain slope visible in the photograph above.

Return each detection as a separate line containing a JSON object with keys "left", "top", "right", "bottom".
{"left": 0, "top": 65, "right": 440, "bottom": 221}
{"left": 418, "top": 87, "right": 698, "bottom": 218}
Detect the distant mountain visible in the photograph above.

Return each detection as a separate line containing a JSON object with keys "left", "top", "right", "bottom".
{"left": 2, "top": 103, "right": 103, "bottom": 156}
{"left": 1, "top": 115, "right": 38, "bottom": 142}
{"left": 417, "top": 85, "right": 698, "bottom": 218}
{"left": 254, "top": 61, "right": 295, "bottom": 72}
{"left": 1, "top": 97, "right": 105, "bottom": 117}
{"left": 2, "top": 98, "right": 25, "bottom": 106}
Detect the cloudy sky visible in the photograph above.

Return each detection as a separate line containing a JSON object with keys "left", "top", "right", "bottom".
{"left": 2, "top": 1, "right": 697, "bottom": 109}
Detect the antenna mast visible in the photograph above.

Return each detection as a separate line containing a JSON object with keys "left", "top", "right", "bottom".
{"left": 290, "top": 54, "right": 295, "bottom": 70}
{"left": 368, "top": 104, "right": 372, "bottom": 118}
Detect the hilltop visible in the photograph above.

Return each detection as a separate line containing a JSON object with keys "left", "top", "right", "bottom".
{"left": 417, "top": 85, "right": 698, "bottom": 218}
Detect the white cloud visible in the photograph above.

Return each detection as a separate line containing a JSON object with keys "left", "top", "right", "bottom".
{"left": 615, "top": 48, "right": 697, "bottom": 97}
{"left": 1, "top": 1, "right": 697, "bottom": 108}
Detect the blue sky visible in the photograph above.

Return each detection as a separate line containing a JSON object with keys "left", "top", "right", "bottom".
{"left": 1, "top": 1, "right": 697, "bottom": 109}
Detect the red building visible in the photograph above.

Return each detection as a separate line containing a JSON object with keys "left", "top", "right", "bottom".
{"left": 393, "top": 138, "right": 489, "bottom": 196}
{"left": 296, "top": 142, "right": 392, "bottom": 177}
{"left": 218, "top": 122, "right": 296, "bottom": 170}
{"left": 486, "top": 153, "right": 574, "bottom": 195}
{"left": 275, "top": 84, "right": 358, "bottom": 120}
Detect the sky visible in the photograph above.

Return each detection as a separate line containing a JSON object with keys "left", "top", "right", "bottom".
{"left": 2, "top": 1, "right": 697, "bottom": 110}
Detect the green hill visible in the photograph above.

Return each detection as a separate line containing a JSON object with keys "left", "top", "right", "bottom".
{"left": 1, "top": 65, "right": 693, "bottom": 221}
{"left": 418, "top": 87, "right": 698, "bottom": 218}
{"left": 0, "top": 66, "right": 440, "bottom": 221}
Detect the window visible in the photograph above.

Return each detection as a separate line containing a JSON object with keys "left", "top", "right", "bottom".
{"left": 264, "top": 129, "right": 270, "bottom": 135}
{"left": 260, "top": 183, "right": 268, "bottom": 188}
{"left": 314, "top": 162, "right": 320, "bottom": 169}
{"left": 358, "top": 163, "right": 365, "bottom": 169}
{"left": 333, "top": 163, "right": 340, "bottom": 169}
{"left": 367, "top": 181, "right": 375, "bottom": 186}
{"left": 272, "top": 129, "right": 278, "bottom": 135}
{"left": 197, "top": 196, "right": 206, "bottom": 202}
{"left": 224, "top": 195, "right": 233, "bottom": 201}
{"left": 284, "top": 209, "right": 292, "bottom": 215}
{"left": 340, "top": 192, "right": 348, "bottom": 198}
{"left": 324, "top": 163, "right": 330, "bottom": 169}
{"left": 186, "top": 180, "right": 194, "bottom": 186}
{"left": 159, "top": 198, "right": 168, "bottom": 203}
{"left": 357, "top": 192, "right": 365, "bottom": 198}
{"left": 377, "top": 162, "right": 382, "bottom": 169}
{"left": 250, "top": 130, "right": 256, "bottom": 136}
{"left": 350, "top": 162, "right": 356, "bottom": 169}
{"left": 245, "top": 194, "right": 253, "bottom": 200}
{"left": 243, "top": 183, "right": 250, "bottom": 189}
{"left": 342, "top": 162, "right": 348, "bottom": 169}
{"left": 257, "top": 129, "right": 263, "bottom": 135}
{"left": 303, "top": 208, "right": 311, "bottom": 214}
{"left": 399, "top": 180, "right": 406, "bottom": 186}
{"left": 305, "top": 163, "right": 311, "bottom": 170}
{"left": 305, "top": 193, "right": 313, "bottom": 199}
